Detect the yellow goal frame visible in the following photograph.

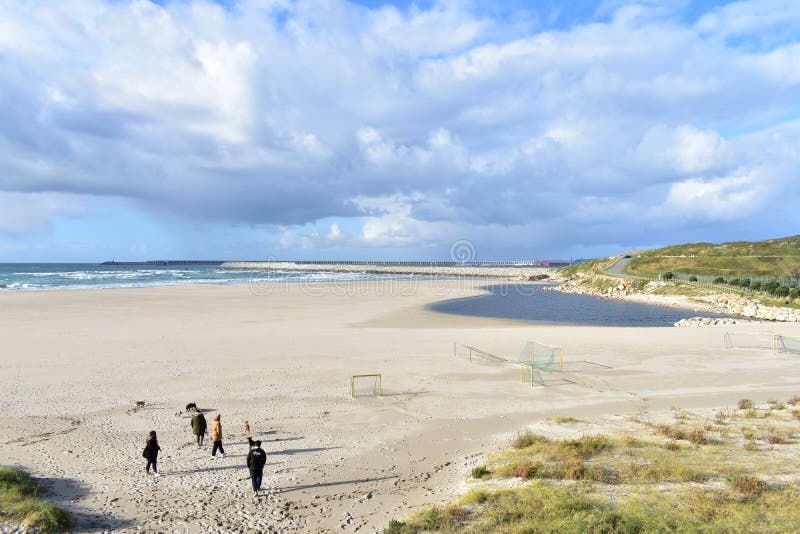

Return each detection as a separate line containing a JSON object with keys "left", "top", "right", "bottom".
{"left": 351, "top": 373, "right": 382, "bottom": 397}
{"left": 522, "top": 341, "right": 563, "bottom": 371}
{"left": 774, "top": 334, "right": 800, "bottom": 354}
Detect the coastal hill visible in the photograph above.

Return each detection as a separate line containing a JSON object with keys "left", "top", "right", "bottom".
{"left": 556, "top": 235, "right": 800, "bottom": 321}
{"left": 624, "top": 235, "right": 800, "bottom": 278}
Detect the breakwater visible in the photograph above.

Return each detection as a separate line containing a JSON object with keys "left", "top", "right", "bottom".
{"left": 219, "top": 261, "right": 555, "bottom": 280}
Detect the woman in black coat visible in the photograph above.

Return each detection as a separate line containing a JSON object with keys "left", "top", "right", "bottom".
{"left": 143, "top": 430, "right": 161, "bottom": 476}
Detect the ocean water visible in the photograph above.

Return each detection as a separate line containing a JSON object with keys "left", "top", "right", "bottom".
{"left": 0, "top": 263, "right": 414, "bottom": 291}
{"left": 428, "top": 284, "right": 729, "bottom": 327}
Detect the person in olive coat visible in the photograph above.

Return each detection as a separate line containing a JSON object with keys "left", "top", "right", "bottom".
{"left": 143, "top": 430, "right": 161, "bottom": 476}
{"left": 191, "top": 410, "right": 207, "bottom": 447}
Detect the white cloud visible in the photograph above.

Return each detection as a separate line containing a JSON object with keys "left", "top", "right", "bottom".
{"left": 662, "top": 170, "right": 767, "bottom": 221}
{"left": 1, "top": 0, "right": 799, "bottom": 255}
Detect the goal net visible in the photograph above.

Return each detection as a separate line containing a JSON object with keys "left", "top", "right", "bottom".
{"left": 351, "top": 374, "right": 382, "bottom": 398}
{"left": 774, "top": 334, "right": 800, "bottom": 355}
{"left": 722, "top": 331, "right": 776, "bottom": 351}
{"left": 518, "top": 341, "right": 563, "bottom": 371}
{"left": 453, "top": 343, "right": 509, "bottom": 365}
{"left": 519, "top": 364, "right": 544, "bottom": 387}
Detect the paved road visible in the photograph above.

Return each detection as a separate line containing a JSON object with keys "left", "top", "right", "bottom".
{"left": 604, "top": 256, "right": 644, "bottom": 279}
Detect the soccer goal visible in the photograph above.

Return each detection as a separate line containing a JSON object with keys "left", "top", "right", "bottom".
{"left": 518, "top": 341, "right": 563, "bottom": 372}
{"left": 351, "top": 374, "right": 382, "bottom": 398}
{"left": 519, "top": 363, "right": 544, "bottom": 387}
{"left": 774, "top": 334, "right": 800, "bottom": 355}
{"left": 722, "top": 331, "right": 776, "bottom": 351}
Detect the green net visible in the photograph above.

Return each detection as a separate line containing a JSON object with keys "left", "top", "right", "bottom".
{"left": 518, "top": 342, "right": 562, "bottom": 371}
{"left": 775, "top": 335, "right": 800, "bottom": 355}
{"left": 723, "top": 332, "right": 775, "bottom": 350}
{"left": 519, "top": 364, "right": 544, "bottom": 387}
{"left": 453, "top": 343, "right": 509, "bottom": 365}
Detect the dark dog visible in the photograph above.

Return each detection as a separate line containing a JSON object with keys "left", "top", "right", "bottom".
{"left": 185, "top": 402, "right": 198, "bottom": 412}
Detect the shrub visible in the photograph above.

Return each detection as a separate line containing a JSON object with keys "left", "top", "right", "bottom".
{"left": 714, "top": 276, "right": 726, "bottom": 284}
{"left": 511, "top": 460, "right": 543, "bottom": 480}
{"left": 767, "top": 433, "right": 787, "bottom": 445}
{"left": 729, "top": 278, "right": 741, "bottom": 287}
{"left": 738, "top": 399, "right": 754, "bottom": 410}
{"left": 554, "top": 458, "right": 586, "bottom": 480}
{"left": 563, "top": 434, "right": 611, "bottom": 458}
{"left": 471, "top": 465, "right": 491, "bottom": 479}
{"left": 689, "top": 275, "right": 698, "bottom": 282}
{"left": 687, "top": 428, "right": 707, "bottom": 445}
{"left": 728, "top": 474, "right": 768, "bottom": 495}
{"left": 788, "top": 395, "right": 800, "bottom": 406}
{"left": 750, "top": 281, "right": 762, "bottom": 291}
{"left": 740, "top": 278, "right": 751, "bottom": 288}
{"left": 655, "top": 424, "right": 687, "bottom": 440}
{"left": 744, "top": 440, "right": 759, "bottom": 452}
{"left": 663, "top": 271, "right": 674, "bottom": 280}
{"left": 764, "top": 280, "right": 780, "bottom": 294}
{"left": 662, "top": 440, "right": 681, "bottom": 451}
{"left": 790, "top": 287, "right": 799, "bottom": 300}
{"left": 775, "top": 285, "right": 790, "bottom": 298}
{"left": 768, "top": 399, "right": 786, "bottom": 410}
{"left": 512, "top": 431, "right": 549, "bottom": 449}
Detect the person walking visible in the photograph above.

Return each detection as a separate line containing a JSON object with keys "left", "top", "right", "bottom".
{"left": 246, "top": 440, "right": 267, "bottom": 493}
{"left": 191, "top": 410, "right": 207, "bottom": 447}
{"left": 143, "top": 430, "right": 161, "bottom": 476}
{"left": 211, "top": 414, "right": 226, "bottom": 458}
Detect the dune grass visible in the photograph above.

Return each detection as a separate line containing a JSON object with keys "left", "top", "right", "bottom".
{"left": 385, "top": 400, "right": 800, "bottom": 534}
{"left": 0, "top": 467, "right": 71, "bottom": 532}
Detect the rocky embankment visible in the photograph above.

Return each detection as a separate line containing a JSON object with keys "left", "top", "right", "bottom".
{"left": 673, "top": 317, "right": 744, "bottom": 327}
{"left": 220, "top": 261, "right": 553, "bottom": 280}
{"left": 557, "top": 272, "right": 800, "bottom": 323}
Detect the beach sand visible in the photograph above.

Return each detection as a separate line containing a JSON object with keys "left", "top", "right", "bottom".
{"left": 2, "top": 279, "right": 800, "bottom": 532}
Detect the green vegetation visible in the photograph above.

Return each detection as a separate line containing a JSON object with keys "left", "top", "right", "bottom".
{"left": 625, "top": 235, "right": 800, "bottom": 278}
{"left": 0, "top": 467, "right": 71, "bottom": 532}
{"left": 385, "top": 398, "right": 800, "bottom": 534}
{"left": 558, "top": 238, "right": 800, "bottom": 310}
{"left": 560, "top": 257, "right": 618, "bottom": 277}
{"left": 548, "top": 415, "right": 583, "bottom": 424}
{"left": 470, "top": 466, "right": 491, "bottom": 479}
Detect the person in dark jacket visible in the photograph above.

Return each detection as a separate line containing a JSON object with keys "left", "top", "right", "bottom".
{"left": 143, "top": 430, "right": 161, "bottom": 476}
{"left": 246, "top": 440, "right": 267, "bottom": 492}
{"left": 191, "top": 411, "right": 207, "bottom": 447}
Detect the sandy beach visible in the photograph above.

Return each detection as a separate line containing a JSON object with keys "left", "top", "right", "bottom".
{"left": 2, "top": 279, "right": 800, "bottom": 533}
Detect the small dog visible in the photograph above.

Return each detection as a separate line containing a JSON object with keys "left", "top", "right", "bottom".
{"left": 185, "top": 402, "right": 198, "bottom": 412}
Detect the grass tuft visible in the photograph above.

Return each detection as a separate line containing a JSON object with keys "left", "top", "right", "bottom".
{"left": 548, "top": 415, "right": 583, "bottom": 424}
{"left": 0, "top": 467, "right": 71, "bottom": 533}
{"left": 728, "top": 474, "right": 768, "bottom": 495}
{"left": 738, "top": 398, "right": 755, "bottom": 410}
{"left": 511, "top": 431, "right": 549, "bottom": 449}
{"left": 768, "top": 399, "right": 786, "bottom": 410}
{"left": 470, "top": 466, "right": 490, "bottom": 479}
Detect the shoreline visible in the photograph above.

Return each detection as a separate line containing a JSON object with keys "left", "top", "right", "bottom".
{"left": 220, "top": 261, "right": 555, "bottom": 280}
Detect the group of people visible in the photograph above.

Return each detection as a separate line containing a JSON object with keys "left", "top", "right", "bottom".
{"left": 142, "top": 411, "right": 268, "bottom": 493}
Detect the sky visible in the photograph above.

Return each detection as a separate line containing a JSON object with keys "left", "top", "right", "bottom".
{"left": 1, "top": 0, "right": 799, "bottom": 262}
